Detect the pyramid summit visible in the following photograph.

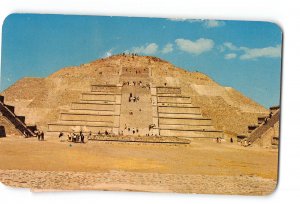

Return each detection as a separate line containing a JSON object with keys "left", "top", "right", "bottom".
{"left": 1, "top": 54, "right": 268, "bottom": 140}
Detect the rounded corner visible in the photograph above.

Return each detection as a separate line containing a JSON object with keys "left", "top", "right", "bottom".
{"left": 2, "top": 13, "right": 19, "bottom": 31}
{"left": 267, "top": 20, "right": 283, "bottom": 36}
{"left": 263, "top": 179, "right": 279, "bottom": 196}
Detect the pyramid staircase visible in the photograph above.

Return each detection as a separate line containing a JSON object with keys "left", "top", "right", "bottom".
{"left": 152, "top": 86, "right": 223, "bottom": 138}
{"left": 246, "top": 108, "right": 280, "bottom": 146}
{"left": 0, "top": 95, "right": 35, "bottom": 137}
{"left": 47, "top": 84, "right": 223, "bottom": 139}
{"left": 47, "top": 84, "right": 121, "bottom": 136}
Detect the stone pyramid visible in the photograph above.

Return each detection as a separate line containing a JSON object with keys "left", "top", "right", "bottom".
{"left": 1, "top": 55, "right": 268, "bottom": 139}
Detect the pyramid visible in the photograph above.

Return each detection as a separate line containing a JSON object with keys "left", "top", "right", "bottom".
{"left": 1, "top": 55, "right": 268, "bottom": 139}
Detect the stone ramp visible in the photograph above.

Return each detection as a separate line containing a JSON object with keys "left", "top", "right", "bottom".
{"left": 246, "top": 108, "right": 280, "bottom": 147}
{"left": 0, "top": 95, "right": 35, "bottom": 137}
{"left": 119, "top": 76, "right": 153, "bottom": 136}
{"left": 0, "top": 116, "right": 23, "bottom": 137}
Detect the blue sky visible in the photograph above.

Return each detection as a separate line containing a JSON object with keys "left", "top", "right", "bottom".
{"left": 1, "top": 14, "right": 282, "bottom": 108}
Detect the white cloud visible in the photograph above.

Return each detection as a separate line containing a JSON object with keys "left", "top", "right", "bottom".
{"left": 224, "top": 53, "right": 237, "bottom": 59}
{"left": 221, "top": 42, "right": 281, "bottom": 60}
{"left": 102, "top": 49, "right": 113, "bottom": 58}
{"left": 223, "top": 42, "right": 240, "bottom": 51}
{"left": 240, "top": 44, "right": 282, "bottom": 60}
{"left": 167, "top": 18, "right": 203, "bottom": 23}
{"left": 204, "top": 20, "right": 225, "bottom": 28}
{"left": 131, "top": 43, "right": 158, "bottom": 55}
{"left": 161, "top": 43, "right": 173, "bottom": 54}
{"left": 175, "top": 38, "right": 214, "bottom": 55}
{"left": 167, "top": 18, "right": 225, "bottom": 29}
{"left": 224, "top": 53, "right": 237, "bottom": 60}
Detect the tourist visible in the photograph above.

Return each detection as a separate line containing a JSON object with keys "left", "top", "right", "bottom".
{"left": 79, "top": 131, "right": 82, "bottom": 142}
{"left": 230, "top": 138, "right": 233, "bottom": 143}
{"left": 67, "top": 133, "right": 71, "bottom": 141}
{"left": 264, "top": 117, "right": 268, "bottom": 124}
{"left": 23, "top": 130, "right": 28, "bottom": 138}
{"left": 59, "top": 132, "right": 64, "bottom": 142}
{"left": 80, "top": 132, "right": 85, "bottom": 143}
{"left": 37, "top": 130, "right": 41, "bottom": 140}
{"left": 59, "top": 132, "right": 63, "bottom": 138}
{"left": 40, "top": 131, "right": 44, "bottom": 141}
{"left": 72, "top": 132, "right": 76, "bottom": 142}
{"left": 76, "top": 133, "right": 79, "bottom": 142}
{"left": 269, "top": 112, "right": 273, "bottom": 119}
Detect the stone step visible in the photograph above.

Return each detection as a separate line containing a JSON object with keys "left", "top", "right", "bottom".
{"left": 49, "top": 120, "right": 113, "bottom": 126}
{"left": 71, "top": 102, "right": 115, "bottom": 111}
{"left": 159, "top": 129, "right": 223, "bottom": 138}
{"left": 156, "top": 87, "right": 181, "bottom": 95}
{"left": 80, "top": 100, "right": 118, "bottom": 105}
{"left": 81, "top": 93, "right": 117, "bottom": 101}
{"left": 48, "top": 123, "right": 114, "bottom": 133}
{"left": 91, "top": 84, "right": 122, "bottom": 93}
{"left": 159, "top": 118, "right": 212, "bottom": 126}
{"left": 159, "top": 124, "right": 215, "bottom": 131}
{"left": 82, "top": 92, "right": 121, "bottom": 95}
{"left": 158, "top": 96, "right": 191, "bottom": 104}
{"left": 159, "top": 112, "right": 203, "bottom": 119}
{"left": 65, "top": 109, "right": 116, "bottom": 115}
{"left": 157, "top": 102, "right": 193, "bottom": 107}
{"left": 156, "top": 93, "right": 182, "bottom": 97}
{"left": 60, "top": 113, "right": 115, "bottom": 122}
{"left": 158, "top": 106, "right": 201, "bottom": 114}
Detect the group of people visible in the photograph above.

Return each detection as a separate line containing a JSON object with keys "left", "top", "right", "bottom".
{"left": 124, "top": 124, "right": 139, "bottom": 135}
{"left": 122, "top": 124, "right": 159, "bottom": 136}
{"left": 263, "top": 111, "right": 274, "bottom": 124}
{"left": 59, "top": 131, "right": 85, "bottom": 143}
{"left": 122, "top": 81, "right": 150, "bottom": 89}
{"left": 60, "top": 129, "right": 117, "bottom": 142}
{"left": 215, "top": 137, "right": 224, "bottom": 143}
{"left": 121, "top": 52, "right": 139, "bottom": 57}
{"left": 30, "top": 130, "right": 45, "bottom": 141}
{"left": 129, "top": 93, "right": 140, "bottom": 102}
{"left": 58, "top": 131, "right": 84, "bottom": 143}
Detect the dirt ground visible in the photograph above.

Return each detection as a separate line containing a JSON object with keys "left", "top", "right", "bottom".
{"left": 0, "top": 136, "right": 278, "bottom": 195}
